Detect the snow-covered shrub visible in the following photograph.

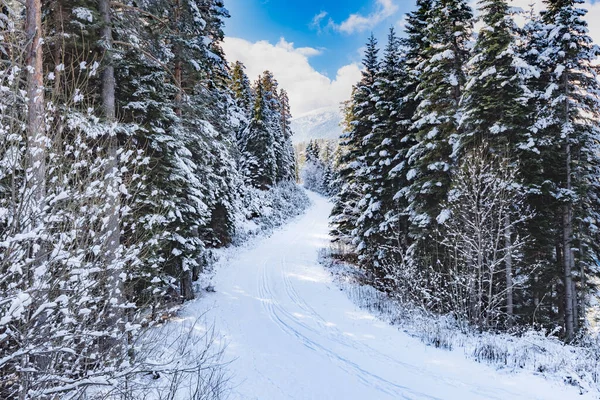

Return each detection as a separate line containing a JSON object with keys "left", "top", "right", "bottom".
{"left": 320, "top": 250, "right": 600, "bottom": 395}
{"left": 438, "top": 148, "right": 532, "bottom": 329}
{"left": 301, "top": 159, "right": 326, "bottom": 193}
{"left": 235, "top": 182, "right": 310, "bottom": 243}
{"left": 0, "top": 106, "right": 146, "bottom": 397}
{"left": 93, "top": 317, "right": 228, "bottom": 400}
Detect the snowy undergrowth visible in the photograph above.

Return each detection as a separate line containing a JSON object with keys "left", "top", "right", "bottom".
{"left": 134, "top": 185, "right": 309, "bottom": 399}
{"left": 320, "top": 249, "right": 600, "bottom": 396}
{"left": 234, "top": 182, "right": 310, "bottom": 244}
{"left": 199, "top": 183, "right": 310, "bottom": 288}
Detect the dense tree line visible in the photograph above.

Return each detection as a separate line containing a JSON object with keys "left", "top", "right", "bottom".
{"left": 331, "top": 0, "right": 600, "bottom": 341}
{"left": 299, "top": 139, "right": 339, "bottom": 196}
{"left": 0, "top": 0, "right": 296, "bottom": 397}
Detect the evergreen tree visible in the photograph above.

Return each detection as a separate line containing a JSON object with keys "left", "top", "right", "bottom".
{"left": 459, "top": 0, "right": 533, "bottom": 155}
{"left": 354, "top": 28, "right": 411, "bottom": 270}
{"left": 390, "top": 0, "right": 433, "bottom": 276}
{"left": 230, "top": 61, "right": 254, "bottom": 116}
{"left": 459, "top": 0, "right": 542, "bottom": 324}
{"left": 245, "top": 74, "right": 278, "bottom": 189}
{"left": 535, "top": 0, "right": 600, "bottom": 340}
{"left": 331, "top": 34, "right": 379, "bottom": 252}
{"left": 406, "top": 0, "right": 472, "bottom": 234}
{"left": 276, "top": 88, "right": 296, "bottom": 182}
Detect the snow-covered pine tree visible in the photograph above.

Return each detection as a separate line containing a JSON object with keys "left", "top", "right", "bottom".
{"left": 353, "top": 28, "right": 411, "bottom": 272}
{"left": 534, "top": 0, "right": 600, "bottom": 341}
{"left": 459, "top": 0, "right": 542, "bottom": 326}
{"left": 406, "top": 0, "right": 472, "bottom": 236}
{"left": 229, "top": 61, "right": 256, "bottom": 185}
{"left": 320, "top": 140, "right": 338, "bottom": 196}
{"left": 391, "top": 0, "right": 433, "bottom": 284}
{"left": 400, "top": 0, "right": 433, "bottom": 131}
{"left": 397, "top": 0, "right": 474, "bottom": 301}
{"left": 459, "top": 0, "right": 534, "bottom": 156}
{"left": 188, "top": 1, "right": 241, "bottom": 250}
{"left": 302, "top": 140, "right": 326, "bottom": 193}
{"left": 230, "top": 61, "right": 254, "bottom": 117}
{"left": 276, "top": 88, "right": 296, "bottom": 182}
{"left": 305, "top": 139, "right": 320, "bottom": 163}
{"left": 244, "top": 73, "right": 278, "bottom": 189}
{"left": 330, "top": 34, "right": 379, "bottom": 256}
{"left": 509, "top": 7, "right": 564, "bottom": 329}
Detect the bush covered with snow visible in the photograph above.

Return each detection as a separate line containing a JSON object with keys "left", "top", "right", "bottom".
{"left": 234, "top": 182, "right": 310, "bottom": 243}
{"left": 320, "top": 249, "right": 600, "bottom": 396}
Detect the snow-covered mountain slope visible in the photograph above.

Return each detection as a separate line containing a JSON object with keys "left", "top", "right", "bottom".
{"left": 165, "top": 191, "right": 591, "bottom": 400}
{"left": 291, "top": 106, "right": 343, "bottom": 144}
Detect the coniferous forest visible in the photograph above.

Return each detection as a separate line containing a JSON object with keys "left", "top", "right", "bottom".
{"left": 4, "top": 0, "right": 600, "bottom": 398}
{"left": 330, "top": 0, "right": 600, "bottom": 342}
{"left": 0, "top": 0, "right": 299, "bottom": 397}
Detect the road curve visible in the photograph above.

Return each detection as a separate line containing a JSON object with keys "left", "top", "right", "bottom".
{"left": 181, "top": 190, "right": 587, "bottom": 400}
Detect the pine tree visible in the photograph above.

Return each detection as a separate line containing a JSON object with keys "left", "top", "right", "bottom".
{"left": 354, "top": 28, "right": 411, "bottom": 270}
{"left": 406, "top": 0, "right": 472, "bottom": 234}
{"left": 276, "top": 88, "right": 296, "bottom": 182}
{"left": 245, "top": 74, "right": 278, "bottom": 189}
{"left": 230, "top": 61, "right": 254, "bottom": 115}
{"left": 401, "top": 0, "right": 434, "bottom": 121}
{"left": 459, "top": 0, "right": 543, "bottom": 325}
{"left": 459, "top": 0, "right": 533, "bottom": 155}
{"left": 535, "top": 0, "right": 600, "bottom": 340}
{"left": 391, "top": 0, "right": 433, "bottom": 277}
{"left": 331, "top": 34, "right": 379, "bottom": 253}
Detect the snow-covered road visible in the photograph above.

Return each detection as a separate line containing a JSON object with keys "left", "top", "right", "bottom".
{"left": 180, "top": 190, "right": 588, "bottom": 400}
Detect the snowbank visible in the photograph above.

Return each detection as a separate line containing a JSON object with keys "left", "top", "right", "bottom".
{"left": 234, "top": 182, "right": 310, "bottom": 243}
{"left": 320, "top": 249, "right": 600, "bottom": 397}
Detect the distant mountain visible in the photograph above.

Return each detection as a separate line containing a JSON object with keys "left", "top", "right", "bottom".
{"left": 291, "top": 106, "right": 343, "bottom": 144}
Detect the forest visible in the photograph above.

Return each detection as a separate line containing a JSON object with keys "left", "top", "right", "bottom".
{"left": 4, "top": 0, "right": 600, "bottom": 397}
{"left": 328, "top": 0, "right": 600, "bottom": 343}
{"left": 0, "top": 0, "right": 300, "bottom": 397}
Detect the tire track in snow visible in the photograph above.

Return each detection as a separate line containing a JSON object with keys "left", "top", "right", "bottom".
{"left": 256, "top": 218, "right": 440, "bottom": 400}
{"left": 273, "top": 202, "right": 527, "bottom": 400}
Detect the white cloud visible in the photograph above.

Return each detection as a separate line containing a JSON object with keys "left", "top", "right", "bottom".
{"left": 311, "top": 11, "right": 328, "bottom": 33}
{"left": 222, "top": 37, "right": 362, "bottom": 116}
{"left": 315, "top": 0, "right": 399, "bottom": 35}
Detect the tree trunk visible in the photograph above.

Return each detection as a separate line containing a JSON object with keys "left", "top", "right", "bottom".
{"left": 99, "top": 0, "right": 120, "bottom": 262}
{"left": 25, "top": 0, "right": 45, "bottom": 205}
{"left": 504, "top": 213, "right": 513, "bottom": 327}
{"left": 181, "top": 268, "right": 195, "bottom": 301}
{"left": 23, "top": 1, "right": 45, "bottom": 395}
{"left": 579, "top": 234, "right": 586, "bottom": 330}
{"left": 98, "top": 0, "right": 124, "bottom": 344}
{"left": 562, "top": 71, "right": 575, "bottom": 342}
{"left": 563, "top": 206, "right": 574, "bottom": 341}
{"left": 174, "top": 0, "right": 183, "bottom": 116}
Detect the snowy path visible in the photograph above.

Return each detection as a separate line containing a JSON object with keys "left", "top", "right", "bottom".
{"left": 180, "top": 190, "right": 588, "bottom": 400}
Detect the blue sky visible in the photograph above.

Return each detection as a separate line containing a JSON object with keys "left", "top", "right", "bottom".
{"left": 221, "top": 0, "right": 600, "bottom": 116}
{"left": 223, "top": 0, "right": 416, "bottom": 78}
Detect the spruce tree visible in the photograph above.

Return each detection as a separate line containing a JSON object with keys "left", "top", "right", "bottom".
{"left": 276, "top": 88, "right": 296, "bottom": 182}
{"left": 536, "top": 0, "right": 600, "bottom": 340}
{"left": 331, "top": 34, "right": 379, "bottom": 253}
{"left": 406, "top": 0, "right": 472, "bottom": 232}
{"left": 230, "top": 61, "right": 254, "bottom": 116}
{"left": 459, "top": 0, "right": 533, "bottom": 155}
{"left": 355, "top": 28, "right": 410, "bottom": 270}
{"left": 245, "top": 75, "right": 278, "bottom": 189}
{"left": 459, "top": 0, "right": 542, "bottom": 325}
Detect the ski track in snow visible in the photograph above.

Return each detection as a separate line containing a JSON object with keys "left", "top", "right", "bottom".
{"left": 178, "top": 190, "right": 591, "bottom": 400}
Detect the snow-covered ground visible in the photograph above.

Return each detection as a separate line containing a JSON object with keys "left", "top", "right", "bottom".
{"left": 171, "top": 190, "right": 590, "bottom": 400}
